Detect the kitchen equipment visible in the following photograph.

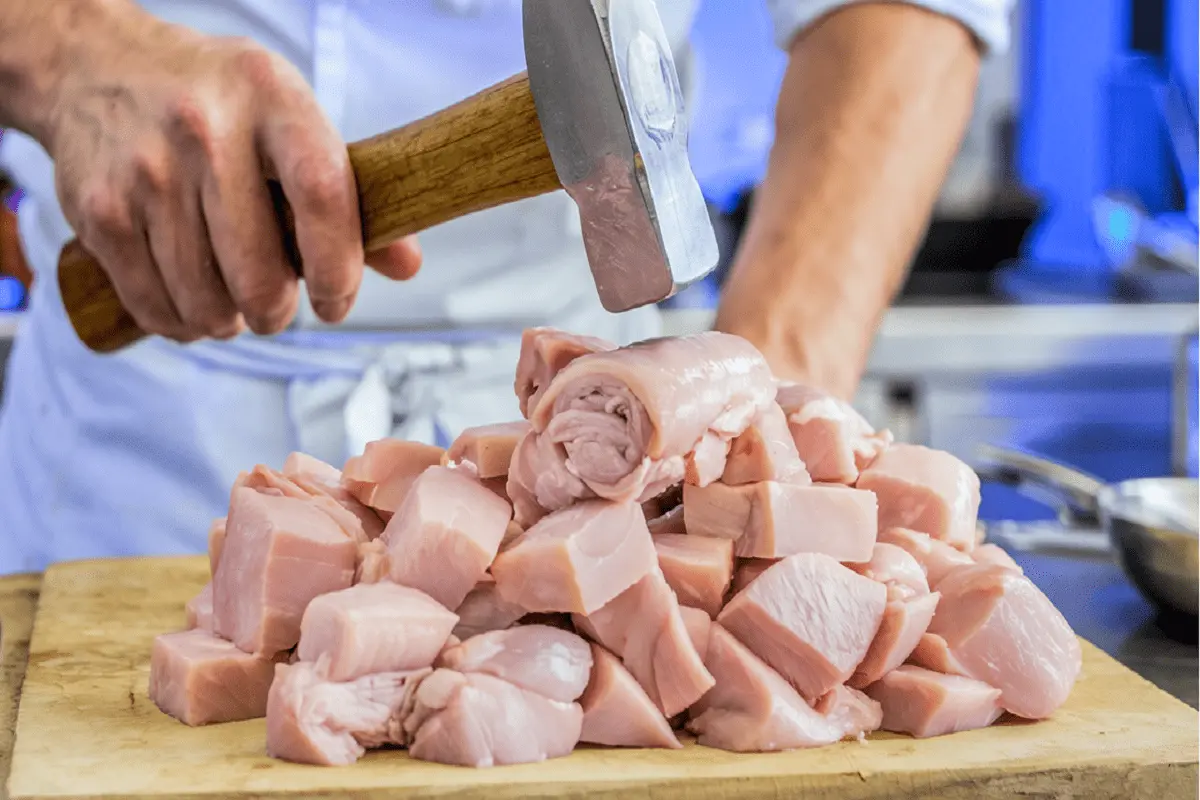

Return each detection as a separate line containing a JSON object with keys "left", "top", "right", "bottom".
{"left": 57, "top": 0, "right": 718, "bottom": 354}
{"left": 977, "top": 444, "right": 1199, "bottom": 616}
{"left": 6, "top": 557, "right": 1197, "bottom": 800}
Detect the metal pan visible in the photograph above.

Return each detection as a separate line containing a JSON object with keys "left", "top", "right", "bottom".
{"left": 976, "top": 445, "right": 1198, "bottom": 617}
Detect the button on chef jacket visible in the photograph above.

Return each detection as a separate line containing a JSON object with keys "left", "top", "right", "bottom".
{"left": 0, "top": 0, "right": 1011, "bottom": 573}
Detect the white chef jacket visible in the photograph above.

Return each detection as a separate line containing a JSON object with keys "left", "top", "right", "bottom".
{"left": 0, "top": 0, "right": 1011, "bottom": 573}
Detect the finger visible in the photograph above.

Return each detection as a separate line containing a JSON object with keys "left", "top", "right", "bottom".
{"left": 257, "top": 89, "right": 363, "bottom": 323}
{"left": 366, "top": 236, "right": 422, "bottom": 281}
{"left": 201, "top": 131, "right": 299, "bottom": 336}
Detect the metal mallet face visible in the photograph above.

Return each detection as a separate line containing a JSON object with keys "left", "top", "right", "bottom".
{"left": 524, "top": 0, "right": 719, "bottom": 313}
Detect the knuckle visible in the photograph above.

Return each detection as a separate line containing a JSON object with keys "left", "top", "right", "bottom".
{"left": 230, "top": 46, "right": 287, "bottom": 95}
{"left": 78, "top": 186, "right": 134, "bottom": 239}
{"left": 167, "top": 92, "right": 217, "bottom": 151}
{"left": 132, "top": 146, "right": 172, "bottom": 194}
{"left": 291, "top": 156, "right": 353, "bottom": 218}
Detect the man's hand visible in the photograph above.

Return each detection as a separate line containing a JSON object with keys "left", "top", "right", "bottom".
{"left": 1, "top": 0, "right": 420, "bottom": 342}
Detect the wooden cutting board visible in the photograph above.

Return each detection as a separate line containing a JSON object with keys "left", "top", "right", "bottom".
{"left": 7, "top": 557, "right": 1198, "bottom": 800}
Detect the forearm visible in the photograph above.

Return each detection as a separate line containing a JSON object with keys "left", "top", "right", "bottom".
{"left": 0, "top": 0, "right": 144, "bottom": 144}
{"left": 715, "top": 3, "right": 981, "bottom": 398}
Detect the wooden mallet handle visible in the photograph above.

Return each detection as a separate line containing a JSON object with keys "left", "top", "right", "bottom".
{"left": 58, "top": 72, "right": 561, "bottom": 354}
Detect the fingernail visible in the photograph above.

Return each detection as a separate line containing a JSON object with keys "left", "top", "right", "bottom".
{"left": 314, "top": 297, "right": 353, "bottom": 323}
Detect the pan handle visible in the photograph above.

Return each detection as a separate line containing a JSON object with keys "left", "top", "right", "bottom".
{"left": 975, "top": 444, "right": 1108, "bottom": 527}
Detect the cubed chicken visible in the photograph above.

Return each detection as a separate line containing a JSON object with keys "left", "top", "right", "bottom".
{"left": 436, "top": 625, "right": 593, "bottom": 703}
{"left": 282, "top": 451, "right": 344, "bottom": 486}
{"left": 443, "top": 421, "right": 531, "bottom": 479}
{"left": 687, "top": 625, "right": 877, "bottom": 752}
{"left": 491, "top": 500, "right": 656, "bottom": 615}
{"left": 846, "top": 542, "right": 930, "bottom": 600}
{"left": 213, "top": 488, "right": 357, "bottom": 656}
{"left": 385, "top": 465, "right": 512, "bottom": 610}
{"left": 721, "top": 403, "right": 810, "bottom": 486}
{"left": 878, "top": 527, "right": 974, "bottom": 588}
{"left": 149, "top": 629, "right": 280, "bottom": 726}
{"left": 404, "top": 669, "right": 583, "bottom": 768}
{"left": 185, "top": 583, "right": 214, "bottom": 632}
{"left": 856, "top": 444, "right": 981, "bottom": 551}
{"left": 683, "top": 482, "right": 877, "bottom": 562}
{"left": 452, "top": 577, "right": 527, "bottom": 640}
{"left": 729, "top": 557, "right": 780, "bottom": 595}
{"left": 652, "top": 533, "right": 734, "bottom": 617}
{"left": 814, "top": 683, "right": 884, "bottom": 741}
{"left": 718, "top": 553, "right": 886, "bottom": 700}
{"left": 865, "top": 665, "right": 1003, "bottom": 738}
{"left": 353, "top": 539, "right": 390, "bottom": 585}
{"left": 207, "top": 517, "right": 226, "bottom": 576}
{"left": 580, "top": 642, "right": 681, "bottom": 749}
{"left": 297, "top": 583, "right": 459, "bottom": 681}
{"left": 238, "top": 463, "right": 380, "bottom": 544}
{"left": 972, "top": 543, "right": 1023, "bottom": 572}
{"left": 776, "top": 382, "right": 892, "bottom": 484}
{"left": 679, "top": 605, "right": 713, "bottom": 658}
{"left": 266, "top": 661, "right": 428, "bottom": 766}
{"left": 908, "top": 633, "right": 972, "bottom": 676}
{"left": 927, "top": 564, "right": 1081, "bottom": 719}
{"left": 342, "top": 439, "right": 446, "bottom": 516}
{"left": 575, "top": 569, "right": 714, "bottom": 717}
{"left": 848, "top": 592, "right": 940, "bottom": 689}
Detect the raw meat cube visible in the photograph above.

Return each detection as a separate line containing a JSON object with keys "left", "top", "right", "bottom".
{"left": 342, "top": 439, "right": 446, "bottom": 515}
{"left": 730, "top": 557, "right": 779, "bottom": 595}
{"left": 776, "top": 382, "right": 892, "bottom": 484}
{"left": 679, "top": 605, "right": 713, "bottom": 658}
{"left": 652, "top": 533, "right": 734, "bottom": 617}
{"left": 452, "top": 577, "right": 527, "bottom": 640}
{"left": 846, "top": 542, "right": 930, "bottom": 600}
{"left": 492, "top": 500, "right": 656, "bottom": 615}
{"left": 684, "top": 430, "right": 732, "bottom": 486}
{"left": 814, "top": 683, "right": 883, "bottom": 740}
{"left": 579, "top": 643, "right": 681, "bottom": 749}
{"left": 283, "top": 454, "right": 386, "bottom": 542}
{"left": 972, "top": 543, "right": 1023, "bottom": 572}
{"left": 908, "top": 633, "right": 971, "bottom": 676}
{"left": 185, "top": 583, "right": 214, "bottom": 632}
{"left": 879, "top": 527, "right": 974, "bottom": 588}
{"left": 721, "top": 403, "right": 810, "bottom": 486}
{"left": 505, "top": 429, "right": 593, "bottom": 528}
{"left": 647, "top": 504, "right": 686, "bottom": 535}
{"left": 353, "top": 539, "right": 390, "bottom": 585}
{"left": 687, "top": 625, "right": 871, "bottom": 752}
{"left": 207, "top": 517, "right": 226, "bottom": 576}
{"left": 385, "top": 465, "right": 512, "bottom": 610}
{"left": 927, "top": 564, "right": 1081, "bottom": 719}
{"left": 436, "top": 625, "right": 592, "bottom": 703}
{"left": 848, "top": 592, "right": 941, "bottom": 689}
{"left": 718, "top": 553, "right": 886, "bottom": 700}
{"left": 266, "top": 661, "right": 428, "bottom": 766}
{"left": 213, "top": 488, "right": 357, "bottom": 656}
{"left": 282, "top": 451, "right": 344, "bottom": 486}
{"left": 404, "top": 669, "right": 582, "bottom": 768}
{"left": 866, "top": 665, "right": 1003, "bottom": 738}
{"left": 515, "top": 326, "right": 616, "bottom": 419}
{"left": 149, "top": 629, "right": 280, "bottom": 726}
{"left": 241, "top": 462, "right": 382, "bottom": 544}
{"left": 683, "top": 482, "right": 877, "bottom": 562}
{"left": 856, "top": 444, "right": 981, "bottom": 551}
{"left": 297, "top": 583, "right": 459, "bottom": 681}
{"left": 576, "top": 569, "right": 714, "bottom": 717}
{"left": 443, "top": 421, "right": 531, "bottom": 479}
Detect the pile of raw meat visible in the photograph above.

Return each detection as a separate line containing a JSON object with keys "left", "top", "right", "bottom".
{"left": 149, "top": 328, "right": 1082, "bottom": 768}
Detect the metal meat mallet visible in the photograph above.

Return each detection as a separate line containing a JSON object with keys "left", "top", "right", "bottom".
{"left": 57, "top": 0, "right": 719, "bottom": 353}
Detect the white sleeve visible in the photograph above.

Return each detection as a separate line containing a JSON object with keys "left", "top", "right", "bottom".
{"left": 765, "top": 0, "right": 1015, "bottom": 55}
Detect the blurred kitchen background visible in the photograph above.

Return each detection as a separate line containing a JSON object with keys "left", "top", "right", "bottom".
{"left": 0, "top": 0, "right": 1196, "bottom": 699}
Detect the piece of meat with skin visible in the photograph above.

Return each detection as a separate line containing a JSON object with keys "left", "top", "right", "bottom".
{"left": 213, "top": 488, "right": 357, "bottom": 656}
{"left": 679, "top": 605, "right": 712, "bottom": 657}
{"left": 185, "top": 583, "right": 214, "bottom": 632}
{"left": 718, "top": 553, "right": 887, "bottom": 701}
{"left": 579, "top": 642, "right": 681, "bottom": 749}
{"left": 848, "top": 592, "right": 941, "bottom": 689}
{"left": 683, "top": 482, "right": 877, "bottom": 562}
{"left": 342, "top": 439, "right": 446, "bottom": 516}
{"left": 405, "top": 669, "right": 583, "bottom": 768}
{"left": 297, "top": 583, "right": 458, "bottom": 681}
{"left": 506, "top": 429, "right": 594, "bottom": 528}
{"left": 241, "top": 462, "right": 382, "bottom": 544}
{"left": 149, "top": 629, "right": 282, "bottom": 726}
{"left": 436, "top": 625, "right": 592, "bottom": 703}
{"left": 846, "top": 542, "right": 931, "bottom": 601}
{"left": 926, "top": 564, "right": 1081, "bottom": 719}
{"left": 265, "top": 661, "right": 429, "bottom": 766}
{"left": 856, "top": 444, "right": 981, "bottom": 552}
{"left": 515, "top": 327, "right": 617, "bottom": 420}
{"left": 491, "top": 500, "right": 657, "bottom": 615}
{"left": 574, "top": 569, "right": 714, "bottom": 717}
{"left": 907, "top": 632, "right": 972, "bottom": 676}
{"left": 452, "top": 577, "right": 527, "bottom": 640}
{"left": 443, "top": 421, "right": 531, "bottom": 479}
{"left": 652, "top": 533, "right": 734, "bottom": 617}
{"left": 776, "top": 382, "right": 893, "bottom": 484}
{"left": 730, "top": 557, "right": 780, "bottom": 595}
{"left": 972, "top": 543, "right": 1023, "bottom": 573}
{"left": 384, "top": 465, "right": 512, "bottom": 610}
{"left": 207, "top": 518, "right": 226, "bottom": 576}
{"left": 687, "top": 625, "right": 864, "bottom": 752}
{"left": 529, "top": 333, "right": 776, "bottom": 508}
{"left": 878, "top": 527, "right": 975, "bottom": 588}
{"left": 721, "top": 403, "right": 811, "bottom": 486}
{"left": 866, "top": 665, "right": 1003, "bottom": 738}
{"left": 647, "top": 504, "right": 686, "bottom": 535}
